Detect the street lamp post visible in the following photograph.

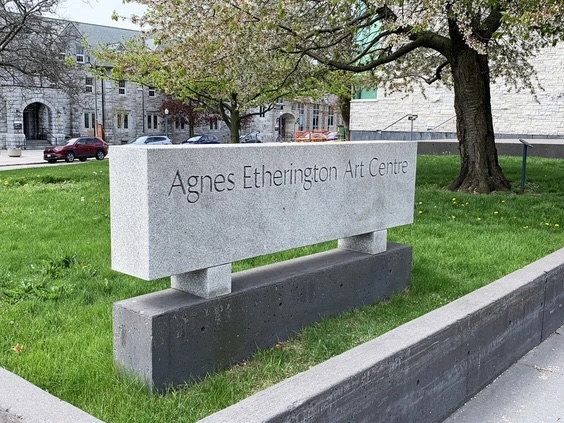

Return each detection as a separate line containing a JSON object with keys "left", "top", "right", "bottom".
{"left": 164, "top": 108, "right": 169, "bottom": 138}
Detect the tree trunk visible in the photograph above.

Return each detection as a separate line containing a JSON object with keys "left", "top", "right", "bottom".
{"left": 448, "top": 48, "right": 511, "bottom": 193}
{"left": 337, "top": 95, "right": 351, "bottom": 141}
{"left": 229, "top": 108, "right": 241, "bottom": 143}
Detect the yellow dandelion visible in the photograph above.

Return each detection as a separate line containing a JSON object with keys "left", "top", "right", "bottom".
{"left": 555, "top": 224, "right": 560, "bottom": 228}
{"left": 494, "top": 211, "right": 499, "bottom": 214}
{"left": 11, "top": 344, "right": 24, "bottom": 354}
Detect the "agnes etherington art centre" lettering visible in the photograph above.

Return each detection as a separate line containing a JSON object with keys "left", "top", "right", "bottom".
{"left": 168, "top": 157, "right": 410, "bottom": 204}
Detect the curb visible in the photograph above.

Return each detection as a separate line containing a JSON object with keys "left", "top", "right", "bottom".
{"left": 0, "top": 368, "right": 103, "bottom": 423}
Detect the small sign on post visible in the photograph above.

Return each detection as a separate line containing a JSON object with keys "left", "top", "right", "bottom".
{"left": 518, "top": 139, "right": 533, "bottom": 194}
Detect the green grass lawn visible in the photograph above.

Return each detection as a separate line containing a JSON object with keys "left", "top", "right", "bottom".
{"left": 0, "top": 155, "right": 563, "bottom": 422}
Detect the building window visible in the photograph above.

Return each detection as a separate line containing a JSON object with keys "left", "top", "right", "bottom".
{"left": 84, "top": 112, "right": 96, "bottom": 129}
{"left": 147, "top": 114, "right": 159, "bottom": 130}
{"left": 259, "top": 106, "right": 266, "bottom": 117}
{"left": 297, "top": 104, "right": 305, "bottom": 131}
{"left": 118, "top": 80, "right": 126, "bottom": 95}
{"left": 209, "top": 117, "right": 218, "bottom": 130}
{"left": 327, "top": 106, "right": 334, "bottom": 127}
{"left": 175, "top": 118, "right": 186, "bottom": 129}
{"left": 148, "top": 87, "right": 156, "bottom": 97}
{"left": 76, "top": 45, "right": 85, "bottom": 63}
{"left": 312, "top": 104, "right": 320, "bottom": 130}
{"left": 116, "top": 113, "right": 129, "bottom": 129}
{"left": 353, "top": 88, "right": 377, "bottom": 100}
{"left": 85, "top": 77, "right": 93, "bottom": 93}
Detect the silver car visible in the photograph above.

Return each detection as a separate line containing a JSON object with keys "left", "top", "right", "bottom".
{"left": 130, "top": 135, "right": 172, "bottom": 145}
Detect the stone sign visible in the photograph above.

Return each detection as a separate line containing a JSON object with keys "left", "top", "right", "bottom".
{"left": 110, "top": 141, "right": 418, "bottom": 389}
{"left": 110, "top": 141, "right": 416, "bottom": 280}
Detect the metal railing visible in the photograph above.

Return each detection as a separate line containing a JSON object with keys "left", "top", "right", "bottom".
{"left": 39, "top": 127, "right": 56, "bottom": 145}
{"left": 379, "top": 114, "right": 417, "bottom": 131}
{"left": 379, "top": 114, "right": 419, "bottom": 140}
{"left": 427, "top": 115, "right": 455, "bottom": 131}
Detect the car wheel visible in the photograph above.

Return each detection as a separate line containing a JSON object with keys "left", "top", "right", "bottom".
{"left": 65, "top": 151, "right": 75, "bottom": 162}
{"left": 95, "top": 150, "right": 105, "bottom": 160}
{"left": 79, "top": 157, "right": 87, "bottom": 162}
{"left": 48, "top": 159, "right": 56, "bottom": 163}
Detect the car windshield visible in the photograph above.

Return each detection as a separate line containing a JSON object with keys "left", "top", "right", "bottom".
{"left": 131, "top": 137, "right": 147, "bottom": 144}
{"left": 66, "top": 139, "right": 78, "bottom": 145}
{"left": 188, "top": 136, "right": 202, "bottom": 142}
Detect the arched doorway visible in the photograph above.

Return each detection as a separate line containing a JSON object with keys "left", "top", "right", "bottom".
{"left": 278, "top": 112, "right": 296, "bottom": 142}
{"left": 23, "top": 102, "right": 53, "bottom": 141}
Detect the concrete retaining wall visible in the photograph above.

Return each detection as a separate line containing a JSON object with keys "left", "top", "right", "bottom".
{"left": 200, "top": 247, "right": 564, "bottom": 423}
{"left": 0, "top": 368, "right": 103, "bottom": 423}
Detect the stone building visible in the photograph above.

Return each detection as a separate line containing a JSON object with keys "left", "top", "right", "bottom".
{"left": 244, "top": 97, "right": 344, "bottom": 142}
{"left": 350, "top": 44, "right": 564, "bottom": 141}
{"left": 0, "top": 20, "right": 343, "bottom": 148}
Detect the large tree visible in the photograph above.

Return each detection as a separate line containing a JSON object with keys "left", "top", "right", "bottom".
{"left": 107, "top": 0, "right": 320, "bottom": 143}
{"left": 0, "top": 0, "right": 80, "bottom": 93}
{"left": 246, "top": 0, "right": 564, "bottom": 193}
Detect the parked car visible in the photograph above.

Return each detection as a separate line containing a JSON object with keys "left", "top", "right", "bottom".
{"left": 239, "top": 133, "right": 262, "bottom": 143}
{"left": 43, "top": 137, "right": 108, "bottom": 163}
{"left": 182, "top": 134, "right": 220, "bottom": 144}
{"left": 129, "top": 135, "right": 172, "bottom": 145}
{"left": 326, "top": 131, "right": 339, "bottom": 141}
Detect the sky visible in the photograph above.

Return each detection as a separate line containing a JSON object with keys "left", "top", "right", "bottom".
{"left": 53, "top": 0, "right": 147, "bottom": 30}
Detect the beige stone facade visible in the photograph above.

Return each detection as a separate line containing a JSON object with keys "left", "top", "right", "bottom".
{"left": 350, "top": 44, "right": 564, "bottom": 139}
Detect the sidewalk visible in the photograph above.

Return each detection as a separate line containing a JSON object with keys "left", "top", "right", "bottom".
{"left": 444, "top": 324, "right": 564, "bottom": 422}
{"left": 0, "top": 149, "right": 46, "bottom": 169}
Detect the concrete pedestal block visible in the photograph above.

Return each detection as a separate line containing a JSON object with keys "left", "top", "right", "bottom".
{"left": 339, "top": 230, "right": 387, "bottom": 254}
{"left": 171, "top": 264, "right": 232, "bottom": 298}
{"left": 113, "top": 243, "right": 412, "bottom": 391}
{"left": 7, "top": 148, "right": 21, "bottom": 157}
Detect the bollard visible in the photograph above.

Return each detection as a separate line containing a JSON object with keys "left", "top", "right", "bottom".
{"left": 518, "top": 139, "right": 533, "bottom": 194}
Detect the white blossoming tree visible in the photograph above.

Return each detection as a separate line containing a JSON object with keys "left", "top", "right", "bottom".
{"left": 105, "top": 0, "right": 321, "bottom": 143}
{"left": 249, "top": 0, "right": 564, "bottom": 192}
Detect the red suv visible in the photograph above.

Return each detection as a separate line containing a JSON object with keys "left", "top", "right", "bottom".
{"left": 44, "top": 137, "right": 108, "bottom": 163}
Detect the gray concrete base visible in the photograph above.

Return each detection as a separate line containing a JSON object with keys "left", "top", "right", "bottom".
{"left": 199, "top": 247, "right": 564, "bottom": 423}
{"left": 113, "top": 243, "right": 412, "bottom": 391}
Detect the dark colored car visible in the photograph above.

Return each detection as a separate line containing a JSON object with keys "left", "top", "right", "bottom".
{"left": 44, "top": 137, "right": 108, "bottom": 163}
{"left": 182, "top": 135, "right": 220, "bottom": 144}
{"left": 239, "top": 133, "right": 262, "bottom": 143}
